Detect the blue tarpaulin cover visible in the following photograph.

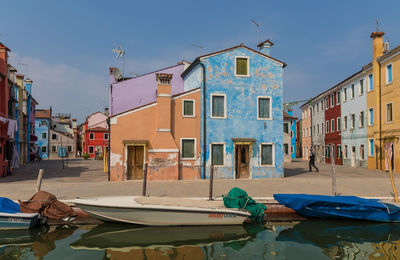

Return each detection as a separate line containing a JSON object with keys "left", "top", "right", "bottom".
{"left": 0, "top": 197, "right": 21, "bottom": 213}
{"left": 274, "top": 194, "right": 400, "bottom": 222}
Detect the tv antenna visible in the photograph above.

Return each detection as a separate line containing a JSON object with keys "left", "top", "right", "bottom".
{"left": 251, "top": 19, "right": 260, "bottom": 44}
{"left": 18, "top": 63, "right": 28, "bottom": 74}
{"left": 374, "top": 19, "right": 380, "bottom": 32}
{"left": 191, "top": 43, "right": 203, "bottom": 49}
{"left": 112, "top": 45, "right": 125, "bottom": 77}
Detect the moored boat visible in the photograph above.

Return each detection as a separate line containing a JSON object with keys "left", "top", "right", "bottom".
{"left": 0, "top": 197, "right": 40, "bottom": 230}
{"left": 274, "top": 194, "right": 400, "bottom": 222}
{"left": 73, "top": 196, "right": 251, "bottom": 226}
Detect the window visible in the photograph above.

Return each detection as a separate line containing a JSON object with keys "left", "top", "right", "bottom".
{"left": 330, "top": 94, "right": 334, "bottom": 108}
{"left": 291, "top": 145, "right": 294, "bottom": 154}
{"left": 68, "top": 146, "right": 72, "bottom": 152}
{"left": 368, "top": 74, "right": 373, "bottom": 91}
{"left": 369, "top": 139, "right": 374, "bottom": 156}
{"left": 89, "top": 133, "right": 94, "bottom": 140}
{"left": 359, "top": 111, "right": 364, "bottom": 127}
{"left": 343, "top": 88, "right": 347, "bottom": 102}
{"left": 317, "top": 103, "right": 319, "bottom": 112}
{"left": 313, "top": 126, "right": 315, "bottom": 135}
{"left": 290, "top": 131, "right": 294, "bottom": 138}
{"left": 211, "top": 143, "right": 224, "bottom": 165}
{"left": 257, "top": 97, "right": 272, "bottom": 120}
{"left": 52, "top": 146, "right": 56, "bottom": 152}
{"left": 326, "top": 121, "right": 329, "bottom": 133}
{"left": 211, "top": 94, "right": 226, "bottom": 118}
{"left": 331, "top": 119, "right": 335, "bottom": 132}
{"left": 322, "top": 123, "right": 324, "bottom": 134}
{"left": 387, "top": 103, "right": 393, "bottom": 123}
{"left": 325, "top": 145, "right": 330, "bottom": 158}
{"left": 344, "top": 145, "right": 348, "bottom": 159}
{"left": 344, "top": 116, "right": 348, "bottom": 130}
{"left": 351, "top": 84, "right": 355, "bottom": 99}
{"left": 89, "top": 146, "right": 94, "bottom": 154}
{"left": 42, "top": 132, "right": 47, "bottom": 139}
{"left": 386, "top": 64, "right": 393, "bottom": 84}
{"left": 359, "top": 79, "right": 364, "bottom": 95}
{"left": 104, "top": 133, "right": 109, "bottom": 140}
{"left": 337, "top": 117, "right": 341, "bottom": 131}
{"left": 336, "top": 91, "right": 340, "bottom": 104}
{"left": 182, "top": 99, "right": 195, "bottom": 117}
{"left": 351, "top": 114, "right": 355, "bottom": 129}
{"left": 260, "top": 143, "right": 274, "bottom": 166}
{"left": 235, "top": 57, "right": 249, "bottom": 76}
{"left": 284, "top": 143, "right": 289, "bottom": 154}
{"left": 321, "top": 100, "right": 324, "bottom": 111}
{"left": 40, "top": 120, "right": 47, "bottom": 126}
{"left": 52, "top": 134, "right": 57, "bottom": 140}
{"left": 41, "top": 146, "right": 47, "bottom": 153}
{"left": 317, "top": 124, "right": 320, "bottom": 134}
{"left": 312, "top": 105, "right": 315, "bottom": 116}
{"left": 337, "top": 145, "right": 342, "bottom": 159}
{"left": 360, "top": 145, "right": 365, "bottom": 160}
{"left": 326, "top": 97, "right": 329, "bottom": 109}
{"left": 181, "top": 139, "right": 195, "bottom": 159}
{"left": 368, "top": 108, "right": 374, "bottom": 126}
{"left": 284, "top": 123, "right": 289, "bottom": 133}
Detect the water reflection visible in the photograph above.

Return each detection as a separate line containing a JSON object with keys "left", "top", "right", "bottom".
{"left": 1, "top": 220, "right": 400, "bottom": 259}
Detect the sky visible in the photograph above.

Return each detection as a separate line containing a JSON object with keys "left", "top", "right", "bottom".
{"left": 1, "top": 0, "right": 400, "bottom": 122}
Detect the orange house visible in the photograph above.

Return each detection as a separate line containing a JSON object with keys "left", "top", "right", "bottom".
{"left": 109, "top": 73, "right": 201, "bottom": 181}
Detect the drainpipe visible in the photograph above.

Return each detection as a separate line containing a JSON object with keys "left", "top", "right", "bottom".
{"left": 378, "top": 62, "right": 382, "bottom": 170}
{"left": 200, "top": 62, "right": 207, "bottom": 179}
{"left": 107, "top": 117, "right": 111, "bottom": 181}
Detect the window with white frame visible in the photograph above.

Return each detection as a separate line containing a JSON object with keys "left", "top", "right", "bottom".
{"left": 387, "top": 103, "right": 393, "bottom": 123}
{"left": 260, "top": 143, "right": 274, "bottom": 166}
{"left": 331, "top": 119, "right": 335, "bottom": 132}
{"left": 104, "top": 133, "right": 109, "bottom": 140}
{"left": 321, "top": 100, "right": 324, "bottom": 111}
{"left": 181, "top": 139, "right": 195, "bottom": 159}
{"left": 317, "top": 102, "right": 319, "bottom": 112}
{"left": 182, "top": 99, "right": 195, "bottom": 117}
{"left": 360, "top": 145, "right": 365, "bottom": 160}
{"left": 52, "top": 146, "right": 56, "bottom": 152}
{"left": 351, "top": 114, "right": 355, "bottom": 129}
{"left": 368, "top": 108, "right": 374, "bottom": 126}
{"left": 330, "top": 94, "right": 334, "bottom": 108}
{"left": 326, "top": 120, "right": 329, "bottom": 133}
{"left": 317, "top": 124, "right": 320, "bottom": 134}
{"left": 322, "top": 122, "right": 324, "bottom": 134}
{"left": 343, "top": 88, "right": 347, "bottom": 102}
{"left": 351, "top": 84, "right": 355, "bottom": 99}
{"left": 326, "top": 97, "right": 329, "bottom": 109}
{"left": 368, "top": 74, "right": 373, "bottom": 91}
{"left": 336, "top": 91, "right": 340, "bottom": 104}
{"left": 369, "top": 139, "right": 374, "bottom": 156}
{"left": 325, "top": 145, "right": 330, "bottom": 158}
{"left": 344, "top": 145, "right": 348, "bottom": 159}
{"left": 257, "top": 97, "right": 272, "bottom": 120}
{"left": 41, "top": 146, "right": 47, "bottom": 153}
{"left": 40, "top": 120, "right": 47, "bottom": 126}
{"left": 42, "top": 132, "right": 47, "bottom": 139}
{"left": 337, "top": 117, "right": 341, "bottom": 131}
{"left": 386, "top": 64, "right": 393, "bottom": 84}
{"left": 235, "top": 57, "right": 249, "bottom": 77}
{"left": 89, "top": 133, "right": 94, "bottom": 140}
{"left": 211, "top": 94, "right": 226, "bottom": 118}
{"left": 337, "top": 145, "right": 342, "bottom": 159}
{"left": 89, "top": 146, "right": 94, "bottom": 154}
{"left": 359, "top": 79, "right": 364, "bottom": 95}
{"left": 313, "top": 126, "right": 315, "bottom": 135}
{"left": 211, "top": 143, "right": 224, "bottom": 165}
{"left": 343, "top": 116, "right": 348, "bottom": 130}
{"left": 359, "top": 111, "right": 365, "bottom": 127}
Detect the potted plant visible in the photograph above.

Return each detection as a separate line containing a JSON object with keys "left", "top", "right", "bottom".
{"left": 82, "top": 153, "right": 90, "bottom": 160}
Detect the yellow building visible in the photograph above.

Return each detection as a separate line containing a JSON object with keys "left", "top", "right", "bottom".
{"left": 367, "top": 32, "right": 400, "bottom": 173}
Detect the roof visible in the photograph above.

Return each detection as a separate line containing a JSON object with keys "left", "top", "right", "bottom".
{"left": 257, "top": 39, "right": 274, "bottom": 48}
{"left": 377, "top": 44, "right": 400, "bottom": 63}
{"left": 87, "top": 126, "right": 108, "bottom": 132}
{"left": 283, "top": 111, "right": 297, "bottom": 120}
{"left": 35, "top": 109, "right": 51, "bottom": 119}
{"left": 182, "top": 44, "right": 286, "bottom": 78}
{"left": 0, "top": 42, "right": 11, "bottom": 52}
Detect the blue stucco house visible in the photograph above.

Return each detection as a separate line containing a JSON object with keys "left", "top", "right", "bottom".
{"left": 183, "top": 40, "right": 286, "bottom": 179}
{"left": 35, "top": 109, "right": 52, "bottom": 159}
{"left": 288, "top": 109, "right": 297, "bottom": 159}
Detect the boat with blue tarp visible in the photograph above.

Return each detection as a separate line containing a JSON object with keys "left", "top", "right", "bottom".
{"left": 0, "top": 197, "right": 39, "bottom": 229}
{"left": 274, "top": 194, "right": 400, "bottom": 222}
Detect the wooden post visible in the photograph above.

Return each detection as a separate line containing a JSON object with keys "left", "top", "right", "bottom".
{"left": 330, "top": 146, "right": 336, "bottom": 196}
{"left": 142, "top": 163, "right": 148, "bottom": 196}
{"left": 209, "top": 164, "right": 214, "bottom": 201}
{"left": 386, "top": 150, "right": 399, "bottom": 203}
{"left": 36, "top": 169, "right": 44, "bottom": 192}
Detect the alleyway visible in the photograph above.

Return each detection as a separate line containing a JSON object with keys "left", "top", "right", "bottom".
{"left": 1, "top": 158, "right": 398, "bottom": 200}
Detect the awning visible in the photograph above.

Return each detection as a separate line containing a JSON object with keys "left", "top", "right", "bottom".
{"left": 232, "top": 138, "right": 257, "bottom": 143}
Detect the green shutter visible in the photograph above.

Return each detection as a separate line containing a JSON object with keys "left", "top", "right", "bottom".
{"left": 259, "top": 98, "right": 270, "bottom": 119}
{"left": 183, "top": 100, "right": 194, "bottom": 116}
{"left": 236, "top": 58, "right": 248, "bottom": 75}
{"left": 212, "top": 144, "right": 223, "bottom": 165}
{"left": 212, "top": 96, "right": 225, "bottom": 117}
{"left": 182, "top": 140, "right": 195, "bottom": 158}
{"left": 261, "top": 144, "right": 273, "bottom": 165}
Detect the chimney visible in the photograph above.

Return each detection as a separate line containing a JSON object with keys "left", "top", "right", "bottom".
{"left": 150, "top": 73, "right": 178, "bottom": 150}
{"left": 104, "top": 107, "right": 109, "bottom": 116}
{"left": 371, "top": 32, "right": 385, "bottom": 63}
{"left": 257, "top": 39, "right": 274, "bottom": 56}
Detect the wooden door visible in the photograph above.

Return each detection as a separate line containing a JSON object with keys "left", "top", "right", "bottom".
{"left": 127, "top": 146, "right": 144, "bottom": 180}
{"left": 235, "top": 145, "right": 249, "bottom": 179}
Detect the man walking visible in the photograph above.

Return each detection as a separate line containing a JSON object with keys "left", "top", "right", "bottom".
{"left": 309, "top": 148, "right": 319, "bottom": 172}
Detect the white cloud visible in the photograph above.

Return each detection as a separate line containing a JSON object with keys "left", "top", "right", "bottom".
{"left": 9, "top": 53, "right": 108, "bottom": 123}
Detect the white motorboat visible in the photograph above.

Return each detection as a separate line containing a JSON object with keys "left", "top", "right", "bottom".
{"left": 73, "top": 196, "right": 251, "bottom": 226}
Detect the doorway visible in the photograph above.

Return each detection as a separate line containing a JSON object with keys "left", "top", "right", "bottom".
{"left": 235, "top": 145, "right": 249, "bottom": 179}
{"left": 127, "top": 146, "right": 144, "bottom": 180}
{"left": 351, "top": 146, "right": 356, "bottom": 167}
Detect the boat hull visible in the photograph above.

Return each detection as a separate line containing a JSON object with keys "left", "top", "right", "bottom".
{"left": 74, "top": 197, "right": 250, "bottom": 226}
{"left": 0, "top": 213, "right": 40, "bottom": 230}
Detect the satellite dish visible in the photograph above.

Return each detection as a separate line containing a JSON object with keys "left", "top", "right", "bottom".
{"left": 111, "top": 67, "right": 123, "bottom": 81}
{"left": 112, "top": 45, "right": 125, "bottom": 58}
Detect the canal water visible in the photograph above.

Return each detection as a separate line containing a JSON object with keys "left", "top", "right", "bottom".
{"left": 1, "top": 220, "right": 399, "bottom": 259}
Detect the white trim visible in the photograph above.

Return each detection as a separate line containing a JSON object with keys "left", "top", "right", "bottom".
{"left": 234, "top": 56, "right": 250, "bottom": 77}
{"left": 368, "top": 107, "right": 374, "bottom": 126}
{"left": 171, "top": 88, "right": 201, "bottom": 100}
{"left": 330, "top": 94, "right": 334, "bottom": 108}
{"left": 336, "top": 91, "right": 340, "bottom": 105}
{"left": 89, "top": 146, "right": 94, "bottom": 154}
{"left": 331, "top": 119, "right": 335, "bottom": 133}
{"left": 89, "top": 133, "right": 94, "bottom": 140}
{"left": 257, "top": 96, "right": 272, "bottom": 120}
{"left": 385, "top": 63, "right": 393, "bottom": 85}
{"left": 326, "top": 120, "right": 329, "bottom": 133}
{"left": 350, "top": 114, "right": 355, "bottom": 130}
{"left": 104, "top": 133, "right": 109, "bottom": 140}
{"left": 180, "top": 138, "right": 196, "bottom": 160}
{"left": 343, "top": 116, "right": 347, "bottom": 130}
{"left": 359, "top": 78, "right": 364, "bottom": 96}
{"left": 367, "top": 74, "right": 373, "bottom": 92}
{"left": 337, "top": 117, "right": 341, "bottom": 131}
{"left": 148, "top": 149, "right": 179, "bottom": 153}
{"left": 182, "top": 99, "right": 195, "bottom": 118}
{"left": 350, "top": 84, "right": 355, "bottom": 99}
{"left": 210, "top": 94, "right": 227, "bottom": 119}
{"left": 368, "top": 139, "right": 374, "bottom": 157}
{"left": 359, "top": 111, "right": 365, "bottom": 128}
{"left": 157, "top": 129, "right": 171, "bottom": 132}
{"left": 259, "top": 142, "right": 275, "bottom": 167}
{"left": 210, "top": 142, "right": 226, "bottom": 167}
{"left": 344, "top": 145, "right": 348, "bottom": 159}
{"left": 157, "top": 93, "right": 171, "bottom": 97}
{"left": 360, "top": 144, "right": 365, "bottom": 161}
{"left": 386, "top": 102, "right": 393, "bottom": 123}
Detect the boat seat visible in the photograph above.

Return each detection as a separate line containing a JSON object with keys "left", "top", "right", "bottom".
{"left": 135, "top": 196, "right": 227, "bottom": 209}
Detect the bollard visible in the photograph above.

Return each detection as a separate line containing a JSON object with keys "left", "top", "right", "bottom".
{"left": 209, "top": 165, "right": 214, "bottom": 201}
{"left": 142, "top": 163, "right": 148, "bottom": 196}
{"left": 36, "top": 169, "right": 44, "bottom": 192}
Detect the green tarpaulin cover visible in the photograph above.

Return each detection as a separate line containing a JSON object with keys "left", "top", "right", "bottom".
{"left": 222, "top": 187, "right": 266, "bottom": 221}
